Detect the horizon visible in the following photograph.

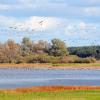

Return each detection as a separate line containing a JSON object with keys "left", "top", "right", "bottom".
{"left": 0, "top": 0, "right": 100, "bottom": 46}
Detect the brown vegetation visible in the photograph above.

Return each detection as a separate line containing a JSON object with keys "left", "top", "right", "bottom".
{"left": 0, "top": 62, "right": 100, "bottom": 70}
{"left": 1, "top": 86, "right": 100, "bottom": 93}
{"left": 0, "top": 37, "right": 97, "bottom": 64}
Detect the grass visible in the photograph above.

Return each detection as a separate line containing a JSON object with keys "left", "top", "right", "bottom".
{"left": 0, "top": 61, "right": 100, "bottom": 68}
{"left": 52, "top": 63, "right": 100, "bottom": 67}
{"left": 0, "top": 61, "right": 100, "bottom": 69}
{"left": 0, "top": 90, "right": 100, "bottom": 100}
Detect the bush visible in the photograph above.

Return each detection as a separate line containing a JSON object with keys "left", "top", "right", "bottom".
{"left": 33, "top": 54, "right": 51, "bottom": 63}
{"left": 74, "top": 57, "right": 96, "bottom": 63}
{"left": 26, "top": 54, "right": 61, "bottom": 64}
{"left": 14, "top": 53, "right": 96, "bottom": 64}
{"left": 27, "top": 54, "right": 51, "bottom": 63}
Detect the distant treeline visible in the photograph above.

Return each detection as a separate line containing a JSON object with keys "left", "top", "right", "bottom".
{"left": 0, "top": 37, "right": 98, "bottom": 64}
{"left": 68, "top": 46, "right": 100, "bottom": 60}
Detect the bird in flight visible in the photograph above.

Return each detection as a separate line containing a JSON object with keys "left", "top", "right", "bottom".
{"left": 39, "top": 20, "right": 44, "bottom": 26}
{"left": 9, "top": 27, "right": 13, "bottom": 29}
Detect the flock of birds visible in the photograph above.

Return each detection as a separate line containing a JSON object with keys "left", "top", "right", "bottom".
{"left": 9, "top": 20, "right": 44, "bottom": 32}
{"left": 0, "top": 19, "right": 99, "bottom": 45}
{"left": 0, "top": 20, "right": 45, "bottom": 38}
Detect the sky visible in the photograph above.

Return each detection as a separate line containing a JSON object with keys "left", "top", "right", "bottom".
{"left": 0, "top": 0, "right": 100, "bottom": 46}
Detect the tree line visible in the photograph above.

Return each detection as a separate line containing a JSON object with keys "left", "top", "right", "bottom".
{"left": 69, "top": 46, "right": 100, "bottom": 60}
{"left": 0, "top": 37, "right": 98, "bottom": 64}
{"left": 0, "top": 37, "right": 69, "bottom": 63}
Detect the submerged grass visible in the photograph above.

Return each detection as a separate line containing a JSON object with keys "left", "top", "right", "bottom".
{"left": 0, "top": 90, "right": 100, "bottom": 100}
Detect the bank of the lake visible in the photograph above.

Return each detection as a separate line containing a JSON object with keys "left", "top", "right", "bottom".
{"left": 0, "top": 62, "right": 100, "bottom": 70}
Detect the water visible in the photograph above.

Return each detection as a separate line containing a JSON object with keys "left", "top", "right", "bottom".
{"left": 0, "top": 68, "right": 100, "bottom": 89}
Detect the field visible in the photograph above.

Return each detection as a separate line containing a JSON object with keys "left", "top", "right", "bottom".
{"left": 0, "top": 90, "right": 100, "bottom": 100}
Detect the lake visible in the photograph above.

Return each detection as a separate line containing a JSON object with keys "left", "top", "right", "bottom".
{"left": 0, "top": 68, "right": 100, "bottom": 89}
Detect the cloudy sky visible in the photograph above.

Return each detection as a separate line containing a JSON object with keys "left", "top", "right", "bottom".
{"left": 0, "top": 0, "right": 100, "bottom": 46}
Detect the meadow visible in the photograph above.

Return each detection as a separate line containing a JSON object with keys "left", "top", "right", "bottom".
{"left": 0, "top": 90, "right": 100, "bottom": 100}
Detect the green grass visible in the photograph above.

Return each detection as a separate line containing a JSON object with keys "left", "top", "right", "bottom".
{"left": 52, "top": 63, "right": 100, "bottom": 67}
{"left": 0, "top": 90, "right": 100, "bottom": 100}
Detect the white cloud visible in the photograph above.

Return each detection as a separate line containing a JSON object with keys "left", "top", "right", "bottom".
{"left": 15, "top": 17, "right": 62, "bottom": 32}
{"left": 0, "top": 0, "right": 67, "bottom": 11}
{"left": 79, "top": 22, "right": 97, "bottom": 30}
{"left": 64, "top": 21, "right": 98, "bottom": 40}
{"left": 0, "top": 0, "right": 100, "bottom": 19}
{"left": 84, "top": 7, "right": 100, "bottom": 16}
{"left": 0, "top": 16, "right": 99, "bottom": 37}
{"left": 79, "top": 22, "right": 86, "bottom": 30}
{"left": 0, "top": 16, "right": 64, "bottom": 33}
{"left": 0, "top": 15, "right": 100, "bottom": 46}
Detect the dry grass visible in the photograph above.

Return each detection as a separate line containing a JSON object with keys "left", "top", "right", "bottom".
{"left": 1, "top": 86, "right": 100, "bottom": 93}
{"left": 0, "top": 63, "right": 52, "bottom": 69}
{"left": 0, "top": 62, "right": 100, "bottom": 70}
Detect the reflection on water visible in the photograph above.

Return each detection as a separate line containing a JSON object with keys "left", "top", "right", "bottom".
{"left": 0, "top": 68, "right": 100, "bottom": 89}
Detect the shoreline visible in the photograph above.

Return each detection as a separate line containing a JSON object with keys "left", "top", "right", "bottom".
{"left": 0, "top": 86, "right": 100, "bottom": 93}
{"left": 0, "top": 63, "right": 100, "bottom": 70}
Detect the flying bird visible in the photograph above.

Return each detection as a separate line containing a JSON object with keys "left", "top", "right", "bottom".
{"left": 32, "top": 29, "right": 35, "bottom": 32}
{"left": 39, "top": 20, "right": 44, "bottom": 26}
{"left": 9, "top": 27, "right": 13, "bottom": 29}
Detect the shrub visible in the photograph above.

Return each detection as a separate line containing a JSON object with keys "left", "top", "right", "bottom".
{"left": 74, "top": 57, "right": 96, "bottom": 63}
{"left": 57, "top": 55, "right": 78, "bottom": 63}
{"left": 15, "top": 53, "right": 96, "bottom": 64}
{"left": 27, "top": 54, "right": 51, "bottom": 63}
{"left": 27, "top": 54, "right": 61, "bottom": 64}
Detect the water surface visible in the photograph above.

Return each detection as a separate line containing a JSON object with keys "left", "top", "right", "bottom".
{"left": 0, "top": 68, "right": 100, "bottom": 89}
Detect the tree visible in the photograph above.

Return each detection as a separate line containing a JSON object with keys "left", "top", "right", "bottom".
{"left": 49, "top": 39, "right": 69, "bottom": 57}
{"left": 22, "top": 37, "right": 32, "bottom": 47}
{"left": 68, "top": 46, "right": 100, "bottom": 59}
{"left": 0, "top": 39, "right": 20, "bottom": 63}
{"left": 32, "top": 40, "right": 49, "bottom": 54}
{"left": 21, "top": 37, "right": 33, "bottom": 56}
